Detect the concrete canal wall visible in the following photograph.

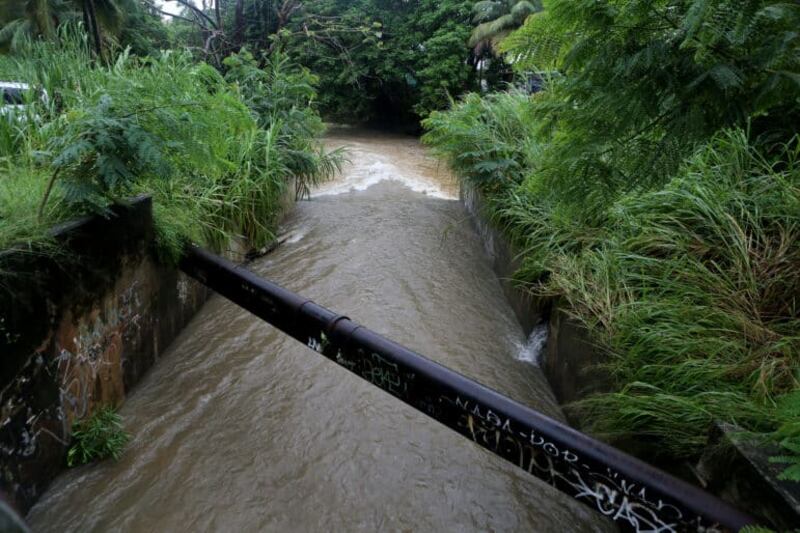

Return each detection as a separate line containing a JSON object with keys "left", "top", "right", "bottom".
{"left": 460, "top": 184, "right": 610, "bottom": 405}
{"left": 0, "top": 197, "right": 210, "bottom": 514}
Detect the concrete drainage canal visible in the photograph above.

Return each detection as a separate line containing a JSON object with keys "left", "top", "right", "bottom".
{"left": 24, "top": 129, "right": 745, "bottom": 532}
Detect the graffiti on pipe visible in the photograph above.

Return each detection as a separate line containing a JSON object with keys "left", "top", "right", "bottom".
{"left": 443, "top": 395, "right": 720, "bottom": 533}
{"left": 305, "top": 332, "right": 726, "bottom": 533}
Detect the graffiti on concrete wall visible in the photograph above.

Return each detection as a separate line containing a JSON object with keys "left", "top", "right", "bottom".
{"left": 56, "top": 277, "right": 145, "bottom": 427}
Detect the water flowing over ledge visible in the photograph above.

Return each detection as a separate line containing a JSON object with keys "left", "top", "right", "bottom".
{"left": 316, "top": 128, "right": 459, "bottom": 200}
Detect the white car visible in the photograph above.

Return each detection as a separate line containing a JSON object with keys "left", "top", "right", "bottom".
{"left": 0, "top": 82, "right": 48, "bottom": 119}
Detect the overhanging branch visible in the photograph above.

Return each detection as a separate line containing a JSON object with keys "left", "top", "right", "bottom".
{"left": 142, "top": 0, "right": 198, "bottom": 24}
{"left": 162, "top": 0, "right": 218, "bottom": 29}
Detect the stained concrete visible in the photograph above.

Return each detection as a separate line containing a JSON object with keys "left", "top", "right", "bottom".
{"left": 0, "top": 197, "right": 209, "bottom": 514}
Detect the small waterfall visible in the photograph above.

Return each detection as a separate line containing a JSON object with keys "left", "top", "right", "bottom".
{"left": 517, "top": 322, "right": 549, "bottom": 365}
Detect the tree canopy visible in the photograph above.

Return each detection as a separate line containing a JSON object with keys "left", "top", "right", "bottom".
{"left": 277, "top": 0, "right": 481, "bottom": 123}
{"left": 0, "top": 0, "right": 168, "bottom": 56}
{"left": 1, "top": 0, "right": 495, "bottom": 123}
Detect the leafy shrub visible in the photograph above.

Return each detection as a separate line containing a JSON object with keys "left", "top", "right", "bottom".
{"left": 42, "top": 94, "right": 169, "bottom": 215}
{"left": 224, "top": 49, "right": 320, "bottom": 131}
{"left": 67, "top": 407, "right": 130, "bottom": 467}
{"left": 422, "top": 90, "right": 540, "bottom": 193}
{"left": 498, "top": 0, "right": 800, "bottom": 218}
{"left": 223, "top": 49, "right": 344, "bottom": 201}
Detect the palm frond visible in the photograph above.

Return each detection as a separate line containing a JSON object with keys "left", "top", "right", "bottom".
{"left": 469, "top": 13, "right": 516, "bottom": 48}
{"left": 470, "top": 1, "right": 540, "bottom": 50}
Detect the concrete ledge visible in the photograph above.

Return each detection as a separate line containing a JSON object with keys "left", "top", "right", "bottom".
{"left": 543, "top": 307, "right": 611, "bottom": 405}
{"left": 460, "top": 185, "right": 549, "bottom": 333}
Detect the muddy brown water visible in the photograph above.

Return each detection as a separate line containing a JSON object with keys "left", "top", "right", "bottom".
{"left": 27, "top": 129, "right": 613, "bottom": 532}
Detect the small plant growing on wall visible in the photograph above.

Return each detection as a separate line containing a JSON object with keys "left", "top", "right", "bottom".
{"left": 67, "top": 407, "right": 131, "bottom": 467}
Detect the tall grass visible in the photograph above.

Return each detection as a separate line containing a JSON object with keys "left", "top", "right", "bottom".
{"left": 222, "top": 49, "right": 345, "bottom": 201}
{"left": 423, "top": 90, "right": 602, "bottom": 284}
{"left": 423, "top": 90, "right": 540, "bottom": 194}
{"left": 564, "top": 131, "right": 800, "bottom": 460}
{"left": 424, "top": 91, "right": 800, "bottom": 472}
{"left": 0, "top": 34, "right": 342, "bottom": 265}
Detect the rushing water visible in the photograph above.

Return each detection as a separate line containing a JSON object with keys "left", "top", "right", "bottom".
{"left": 27, "top": 129, "right": 612, "bottom": 532}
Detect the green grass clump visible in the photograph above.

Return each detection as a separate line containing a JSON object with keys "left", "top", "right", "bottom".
{"left": 67, "top": 407, "right": 130, "bottom": 467}
{"left": 563, "top": 133, "right": 800, "bottom": 459}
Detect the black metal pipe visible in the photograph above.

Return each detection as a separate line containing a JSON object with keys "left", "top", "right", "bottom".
{"left": 180, "top": 245, "right": 756, "bottom": 533}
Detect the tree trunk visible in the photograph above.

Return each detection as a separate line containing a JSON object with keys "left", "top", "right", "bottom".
{"left": 84, "top": 0, "right": 103, "bottom": 58}
{"left": 81, "top": 4, "right": 92, "bottom": 53}
{"left": 234, "top": 0, "right": 245, "bottom": 50}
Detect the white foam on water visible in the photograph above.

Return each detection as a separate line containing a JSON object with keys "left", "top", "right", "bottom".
{"left": 313, "top": 151, "right": 456, "bottom": 200}
{"left": 517, "top": 323, "right": 549, "bottom": 365}
{"left": 283, "top": 227, "right": 309, "bottom": 244}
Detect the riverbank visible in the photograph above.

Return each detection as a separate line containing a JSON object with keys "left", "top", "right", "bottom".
{"left": 418, "top": 8, "right": 800, "bottom": 509}
{"left": 460, "top": 176, "right": 800, "bottom": 528}
{"left": 423, "top": 93, "right": 800, "bottom": 527}
{"left": 0, "top": 38, "right": 340, "bottom": 274}
{"left": 0, "top": 197, "right": 209, "bottom": 513}
{"left": 461, "top": 184, "right": 609, "bottom": 407}
{"left": 1, "top": 175, "right": 302, "bottom": 514}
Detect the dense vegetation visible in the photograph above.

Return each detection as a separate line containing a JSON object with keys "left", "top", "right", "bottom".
{"left": 424, "top": 0, "right": 800, "bottom": 479}
{"left": 0, "top": 31, "right": 340, "bottom": 269}
{"left": 278, "top": 0, "right": 480, "bottom": 123}
{"left": 1, "top": 4, "right": 344, "bottom": 466}
{"left": 151, "top": 0, "right": 501, "bottom": 124}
